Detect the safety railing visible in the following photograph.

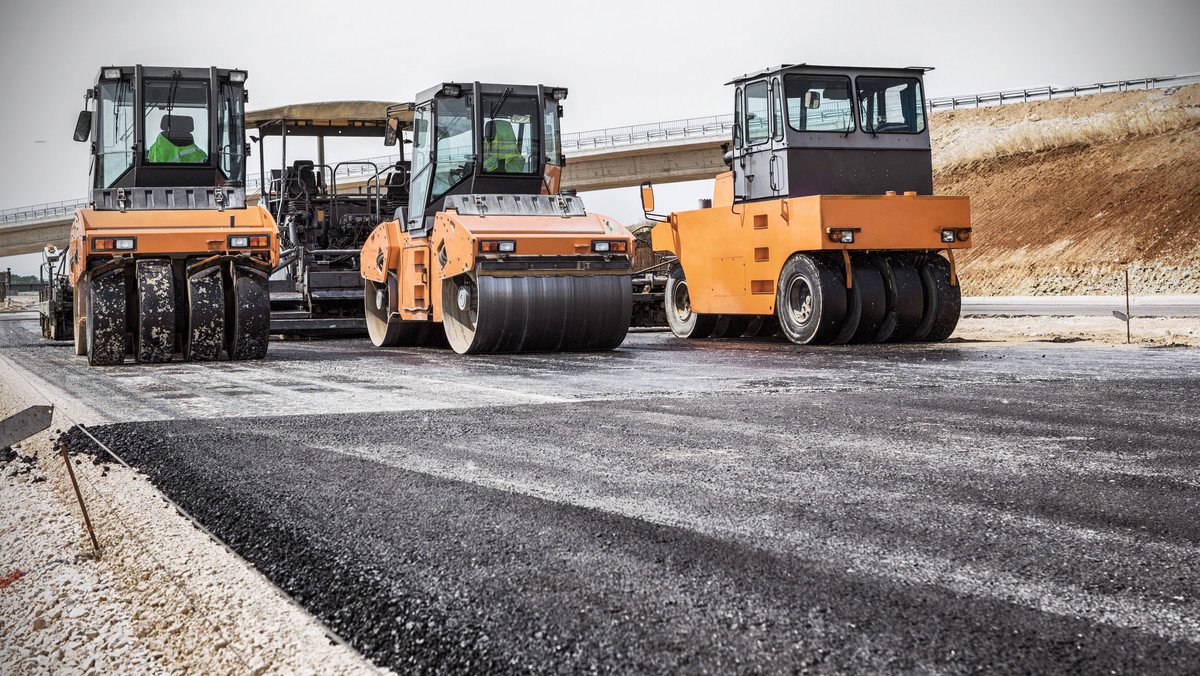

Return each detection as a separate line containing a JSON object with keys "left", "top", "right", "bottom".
{"left": 0, "top": 199, "right": 90, "bottom": 224}
{"left": 925, "top": 72, "right": 1200, "bottom": 111}
{"left": 6, "top": 72, "right": 1197, "bottom": 225}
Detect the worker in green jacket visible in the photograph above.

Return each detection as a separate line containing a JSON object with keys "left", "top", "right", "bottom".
{"left": 147, "top": 114, "right": 207, "bottom": 163}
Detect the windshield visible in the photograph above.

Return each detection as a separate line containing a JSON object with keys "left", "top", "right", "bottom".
{"left": 480, "top": 92, "right": 539, "bottom": 174}
{"left": 216, "top": 83, "right": 246, "bottom": 182}
{"left": 431, "top": 95, "right": 474, "bottom": 203}
{"left": 96, "top": 80, "right": 135, "bottom": 188}
{"left": 784, "top": 75, "right": 854, "bottom": 133}
{"left": 144, "top": 77, "right": 210, "bottom": 164}
{"left": 857, "top": 77, "right": 925, "bottom": 133}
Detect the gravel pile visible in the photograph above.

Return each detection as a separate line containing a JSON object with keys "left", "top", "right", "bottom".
{"left": 0, "top": 371, "right": 388, "bottom": 675}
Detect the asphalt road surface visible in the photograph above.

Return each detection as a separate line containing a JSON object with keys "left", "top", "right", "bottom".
{"left": 4, "top": 312, "right": 1199, "bottom": 673}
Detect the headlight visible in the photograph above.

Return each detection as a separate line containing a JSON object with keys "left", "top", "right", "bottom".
{"left": 102, "top": 67, "right": 122, "bottom": 80}
{"left": 941, "top": 229, "right": 956, "bottom": 243}
{"left": 228, "top": 235, "right": 269, "bottom": 248}
{"left": 92, "top": 237, "right": 136, "bottom": 251}
{"left": 479, "top": 240, "right": 515, "bottom": 253}
{"left": 591, "top": 240, "right": 628, "bottom": 253}
{"left": 228, "top": 70, "right": 247, "bottom": 83}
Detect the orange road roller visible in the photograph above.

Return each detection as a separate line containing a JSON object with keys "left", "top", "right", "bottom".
{"left": 68, "top": 65, "right": 277, "bottom": 365}
{"left": 646, "top": 64, "right": 971, "bottom": 344}
{"left": 360, "top": 82, "right": 635, "bottom": 353}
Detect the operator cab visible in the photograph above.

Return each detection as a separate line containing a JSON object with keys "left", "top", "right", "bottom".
{"left": 388, "top": 82, "right": 568, "bottom": 235}
{"left": 728, "top": 64, "right": 932, "bottom": 203}
{"left": 73, "top": 65, "right": 250, "bottom": 212}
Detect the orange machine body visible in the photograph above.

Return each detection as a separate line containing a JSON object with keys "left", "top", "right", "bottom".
{"left": 68, "top": 205, "right": 280, "bottom": 285}
{"left": 652, "top": 172, "right": 971, "bottom": 315}
{"left": 361, "top": 209, "right": 634, "bottom": 323}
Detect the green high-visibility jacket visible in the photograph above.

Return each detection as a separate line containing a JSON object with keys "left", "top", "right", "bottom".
{"left": 147, "top": 135, "right": 207, "bottom": 163}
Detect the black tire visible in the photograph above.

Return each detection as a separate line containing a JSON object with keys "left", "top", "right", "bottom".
{"left": 743, "top": 315, "right": 779, "bottom": 338}
{"left": 86, "top": 269, "right": 126, "bottom": 366}
{"left": 710, "top": 314, "right": 751, "bottom": 339}
{"left": 226, "top": 264, "right": 269, "bottom": 360}
{"left": 73, "top": 282, "right": 86, "bottom": 356}
{"left": 135, "top": 259, "right": 175, "bottom": 363}
{"left": 775, "top": 254, "right": 846, "bottom": 345}
{"left": 832, "top": 256, "right": 887, "bottom": 344}
{"left": 185, "top": 263, "right": 225, "bottom": 361}
{"left": 365, "top": 277, "right": 428, "bottom": 347}
{"left": 664, "top": 265, "right": 717, "bottom": 339}
{"left": 914, "top": 254, "right": 961, "bottom": 342}
{"left": 872, "top": 255, "right": 923, "bottom": 343}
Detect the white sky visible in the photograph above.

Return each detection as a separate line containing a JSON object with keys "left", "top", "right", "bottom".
{"left": 2, "top": 0, "right": 1198, "bottom": 275}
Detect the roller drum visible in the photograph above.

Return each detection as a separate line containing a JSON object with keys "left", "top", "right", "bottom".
{"left": 443, "top": 274, "right": 631, "bottom": 354}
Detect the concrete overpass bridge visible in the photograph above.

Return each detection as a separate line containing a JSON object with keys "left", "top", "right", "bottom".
{"left": 0, "top": 113, "right": 731, "bottom": 258}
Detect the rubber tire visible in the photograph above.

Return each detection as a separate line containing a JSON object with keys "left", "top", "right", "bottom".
{"left": 135, "top": 259, "right": 175, "bottom": 363}
{"left": 185, "top": 264, "right": 225, "bottom": 361}
{"left": 365, "top": 277, "right": 428, "bottom": 348}
{"left": 710, "top": 315, "right": 751, "bottom": 339}
{"left": 776, "top": 254, "right": 846, "bottom": 345}
{"left": 74, "top": 282, "right": 86, "bottom": 356}
{"left": 664, "top": 265, "right": 717, "bottom": 339}
{"left": 833, "top": 256, "right": 887, "bottom": 344}
{"left": 226, "top": 264, "right": 269, "bottom": 360}
{"left": 744, "top": 315, "right": 779, "bottom": 338}
{"left": 872, "top": 255, "right": 923, "bottom": 343}
{"left": 914, "top": 254, "right": 962, "bottom": 342}
{"left": 86, "top": 269, "right": 126, "bottom": 366}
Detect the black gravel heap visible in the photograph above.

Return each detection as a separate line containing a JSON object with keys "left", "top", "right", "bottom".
{"left": 57, "top": 390, "right": 1200, "bottom": 676}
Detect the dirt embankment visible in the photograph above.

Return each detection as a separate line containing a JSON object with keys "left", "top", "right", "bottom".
{"left": 931, "top": 85, "right": 1200, "bottom": 296}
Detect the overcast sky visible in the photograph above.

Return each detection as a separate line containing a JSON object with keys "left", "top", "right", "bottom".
{"left": 2, "top": 0, "right": 1198, "bottom": 275}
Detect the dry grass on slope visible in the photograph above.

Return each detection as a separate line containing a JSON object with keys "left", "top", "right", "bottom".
{"left": 934, "top": 105, "right": 1200, "bottom": 171}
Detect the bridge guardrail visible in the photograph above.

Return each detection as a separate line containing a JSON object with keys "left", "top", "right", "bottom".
{"left": 5, "top": 72, "right": 1197, "bottom": 224}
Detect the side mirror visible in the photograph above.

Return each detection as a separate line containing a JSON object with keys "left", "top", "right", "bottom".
{"left": 640, "top": 181, "right": 655, "bottom": 214}
{"left": 384, "top": 116, "right": 400, "bottom": 147}
{"left": 73, "top": 110, "right": 91, "bottom": 142}
{"left": 804, "top": 91, "right": 821, "bottom": 109}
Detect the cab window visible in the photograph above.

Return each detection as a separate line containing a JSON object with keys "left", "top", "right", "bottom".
{"left": 772, "top": 79, "right": 783, "bottom": 141}
{"left": 143, "top": 78, "right": 210, "bottom": 164}
{"left": 543, "top": 99, "right": 561, "bottom": 166}
{"left": 856, "top": 77, "right": 925, "bottom": 133}
{"left": 216, "top": 83, "right": 246, "bottom": 182}
{"left": 783, "top": 75, "right": 854, "bottom": 133}
{"left": 732, "top": 89, "right": 743, "bottom": 148}
{"left": 407, "top": 104, "right": 432, "bottom": 226}
{"left": 96, "top": 80, "right": 134, "bottom": 187}
{"left": 745, "top": 81, "right": 770, "bottom": 145}
{"left": 480, "top": 92, "right": 539, "bottom": 174}
{"left": 430, "top": 95, "right": 473, "bottom": 202}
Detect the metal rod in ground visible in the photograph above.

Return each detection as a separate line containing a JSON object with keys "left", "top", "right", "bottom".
{"left": 1125, "top": 269, "right": 1131, "bottom": 344}
{"left": 59, "top": 443, "right": 101, "bottom": 557}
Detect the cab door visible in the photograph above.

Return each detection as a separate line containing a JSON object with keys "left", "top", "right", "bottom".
{"left": 740, "top": 80, "right": 775, "bottom": 202}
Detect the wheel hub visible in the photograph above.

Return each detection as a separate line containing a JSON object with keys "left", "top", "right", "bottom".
{"left": 672, "top": 281, "right": 692, "bottom": 322}
{"left": 457, "top": 285, "right": 471, "bottom": 311}
{"left": 375, "top": 289, "right": 386, "bottom": 311}
{"left": 788, "top": 278, "right": 813, "bottom": 325}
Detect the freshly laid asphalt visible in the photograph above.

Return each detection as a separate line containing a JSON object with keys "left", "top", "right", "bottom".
{"left": 2, "top": 313, "right": 1197, "bottom": 673}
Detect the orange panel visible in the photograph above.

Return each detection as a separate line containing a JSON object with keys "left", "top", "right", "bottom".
{"left": 68, "top": 205, "right": 278, "bottom": 284}
{"left": 651, "top": 192, "right": 971, "bottom": 315}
